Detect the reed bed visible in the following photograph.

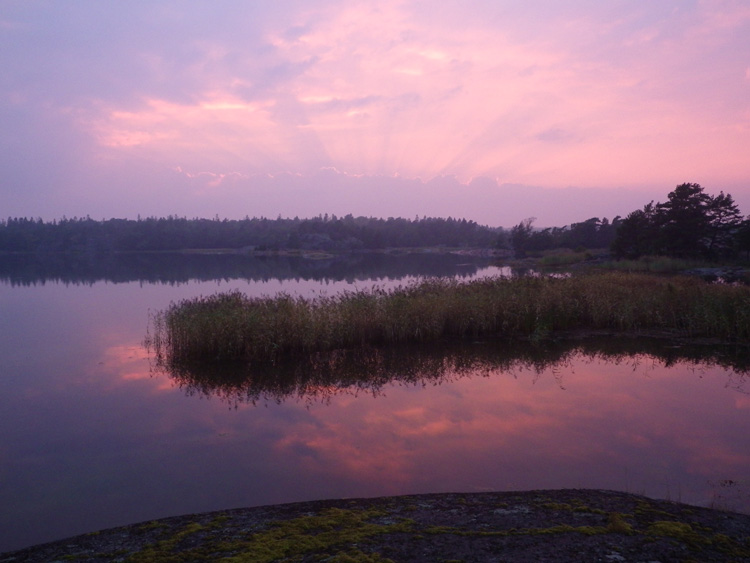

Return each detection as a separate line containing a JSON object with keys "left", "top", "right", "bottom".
{"left": 148, "top": 272, "right": 750, "bottom": 365}
{"left": 598, "top": 255, "right": 710, "bottom": 272}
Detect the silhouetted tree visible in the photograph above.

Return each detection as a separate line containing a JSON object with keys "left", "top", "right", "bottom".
{"left": 655, "top": 183, "right": 712, "bottom": 257}
{"left": 704, "top": 191, "right": 743, "bottom": 257}
{"left": 735, "top": 219, "right": 750, "bottom": 260}
{"left": 611, "top": 203, "right": 659, "bottom": 259}
{"left": 510, "top": 218, "right": 535, "bottom": 257}
{"left": 612, "top": 183, "right": 743, "bottom": 259}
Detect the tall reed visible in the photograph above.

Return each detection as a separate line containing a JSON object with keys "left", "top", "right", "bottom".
{"left": 148, "top": 272, "right": 750, "bottom": 365}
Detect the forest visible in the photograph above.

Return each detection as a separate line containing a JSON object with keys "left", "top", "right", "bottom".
{"left": 610, "top": 183, "right": 750, "bottom": 259}
{"left": 2, "top": 183, "right": 749, "bottom": 259}
{"left": 510, "top": 183, "right": 750, "bottom": 260}
{"left": 0, "top": 215, "right": 500, "bottom": 253}
{"left": 0, "top": 212, "right": 628, "bottom": 255}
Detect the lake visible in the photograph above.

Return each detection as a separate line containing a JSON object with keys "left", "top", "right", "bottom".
{"left": 1, "top": 252, "right": 749, "bottom": 553}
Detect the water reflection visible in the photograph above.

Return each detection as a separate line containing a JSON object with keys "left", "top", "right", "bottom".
{"left": 141, "top": 336, "right": 750, "bottom": 518}
{"left": 151, "top": 337, "right": 750, "bottom": 406}
{"left": 2, "top": 271, "right": 750, "bottom": 554}
{"left": 0, "top": 251, "right": 500, "bottom": 286}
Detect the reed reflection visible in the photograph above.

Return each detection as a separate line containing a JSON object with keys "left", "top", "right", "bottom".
{"left": 148, "top": 337, "right": 750, "bottom": 406}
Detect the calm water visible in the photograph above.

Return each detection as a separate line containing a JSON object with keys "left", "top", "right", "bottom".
{"left": 1, "top": 254, "right": 749, "bottom": 553}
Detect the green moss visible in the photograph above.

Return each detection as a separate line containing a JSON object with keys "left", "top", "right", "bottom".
{"left": 539, "top": 501, "right": 606, "bottom": 517}
{"left": 541, "top": 502, "right": 574, "bottom": 511}
{"left": 711, "top": 533, "right": 750, "bottom": 558}
{"left": 420, "top": 507, "right": 636, "bottom": 540}
{"left": 424, "top": 526, "right": 468, "bottom": 535}
{"left": 424, "top": 523, "right": 620, "bottom": 538}
{"left": 535, "top": 524, "right": 574, "bottom": 534}
{"left": 645, "top": 519, "right": 719, "bottom": 552}
{"left": 127, "top": 521, "right": 207, "bottom": 562}
{"left": 125, "top": 507, "right": 413, "bottom": 563}
{"left": 636, "top": 500, "right": 680, "bottom": 520}
{"left": 221, "top": 508, "right": 413, "bottom": 563}
{"left": 139, "top": 520, "right": 169, "bottom": 531}
{"left": 105, "top": 549, "right": 131, "bottom": 557}
{"left": 51, "top": 496, "right": 750, "bottom": 562}
{"left": 207, "top": 515, "right": 229, "bottom": 528}
{"left": 647, "top": 520, "right": 704, "bottom": 544}
{"left": 606, "top": 513, "right": 633, "bottom": 534}
{"left": 633, "top": 514, "right": 750, "bottom": 558}
{"left": 327, "top": 549, "right": 395, "bottom": 562}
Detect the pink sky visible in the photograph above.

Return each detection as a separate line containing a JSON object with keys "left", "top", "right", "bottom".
{"left": 1, "top": 1, "right": 749, "bottom": 226}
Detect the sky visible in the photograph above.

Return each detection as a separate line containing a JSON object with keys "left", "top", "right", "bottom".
{"left": 1, "top": 1, "right": 749, "bottom": 227}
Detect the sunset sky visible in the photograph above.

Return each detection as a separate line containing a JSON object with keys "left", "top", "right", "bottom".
{"left": 2, "top": 1, "right": 749, "bottom": 226}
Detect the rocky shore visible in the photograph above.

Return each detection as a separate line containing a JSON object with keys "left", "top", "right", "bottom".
{"left": 3, "top": 489, "right": 750, "bottom": 562}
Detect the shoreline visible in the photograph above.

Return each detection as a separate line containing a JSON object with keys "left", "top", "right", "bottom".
{"left": 3, "top": 489, "right": 750, "bottom": 562}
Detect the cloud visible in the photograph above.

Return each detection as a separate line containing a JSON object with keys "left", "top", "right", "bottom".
{"left": 1, "top": 1, "right": 749, "bottom": 222}
{"left": 139, "top": 167, "right": 648, "bottom": 227}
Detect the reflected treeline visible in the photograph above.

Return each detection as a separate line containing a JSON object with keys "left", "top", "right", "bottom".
{"left": 0, "top": 252, "right": 496, "bottom": 286}
{"left": 148, "top": 336, "right": 750, "bottom": 407}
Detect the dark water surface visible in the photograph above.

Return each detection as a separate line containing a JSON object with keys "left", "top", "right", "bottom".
{"left": 1, "top": 254, "right": 749, "bottom": 553}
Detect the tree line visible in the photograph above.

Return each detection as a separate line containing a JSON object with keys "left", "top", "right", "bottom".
{"left": 0, "top": 214, "right": 500, "bottom": 253}
{"left": 509, "top": 216, "right": 622, "bottom": 257}
{"left": 509, "top": 183, "right": 750, "bottom": 260}
{"left": 610, "top": 183, "right": 750, "bottom": 259}
{"left": 3, "top": 183, "right": 748, "bottom": 259}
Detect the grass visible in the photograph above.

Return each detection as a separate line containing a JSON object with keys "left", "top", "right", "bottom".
{"left": 147, "top": 271, "right": 750, "bottom": 366}
{"left": 537, "top": 248, "right": 594, "bottom": 267}
{"left": 598, "top": 255, "right": 712, "bottom": 273}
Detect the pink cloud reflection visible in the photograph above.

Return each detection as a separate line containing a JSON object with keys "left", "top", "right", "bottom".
{"left": 263, "top": 354, "right": 750, "bottom": 508}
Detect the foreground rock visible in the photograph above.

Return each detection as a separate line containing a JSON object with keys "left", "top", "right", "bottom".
{"left": 2, "top": 490, "right": 750, "bottom": 562}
